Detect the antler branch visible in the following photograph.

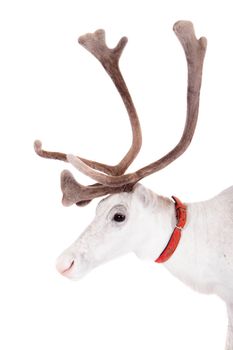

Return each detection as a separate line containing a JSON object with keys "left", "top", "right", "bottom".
{"left": 34, "top": 140, "right": 114, "bottom": 175}
{"left": 60, "top": 170, "right": 133, "bottom": 207}
{"left": 34, "top": 29, "right": 142, "bottom": 177}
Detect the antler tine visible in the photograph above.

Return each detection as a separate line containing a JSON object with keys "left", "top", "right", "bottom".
{"left": 68, "top": 21, "right": 207, "bottom": 187}
{"left": 34, "top": 29, "right": 142, "bottom": 177}
{"left": 34, "top": 140, "right": 114, "bottom": 174}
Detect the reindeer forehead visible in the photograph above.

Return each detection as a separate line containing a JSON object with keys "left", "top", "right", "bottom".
{"left": 96, "top": 192, "right": 132, "bottom": 216}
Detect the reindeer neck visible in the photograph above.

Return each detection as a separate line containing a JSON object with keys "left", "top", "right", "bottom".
{"left": 163, "top": 200, "right": 210, "bottom": 293}
{"left": 134, "top": 192, "right": 177, "bottom": 261}
{"left": 135, "top": 192, "right": 209, "bottom": 293}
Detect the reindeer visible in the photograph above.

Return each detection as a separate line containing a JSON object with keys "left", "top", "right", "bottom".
{"left": 34, "top": 21, "right": 233, "bottom": 349}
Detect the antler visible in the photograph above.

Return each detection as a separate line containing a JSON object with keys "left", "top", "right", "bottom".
{"left": 34, "top": 29, "right": 142, "bottom": 177}
{"left": 67, "top": 21, "right": 207, "bottom": 190}
{"left": 35, "top": 21, "right": 207, "bottom": 206}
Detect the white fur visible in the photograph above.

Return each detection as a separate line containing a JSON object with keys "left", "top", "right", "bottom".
{"left": 56, "top": 183, "right": 233, "bottom": 349}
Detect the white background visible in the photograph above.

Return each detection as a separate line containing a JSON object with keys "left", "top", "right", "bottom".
{"left": 0, "top": 0, "right": 232, "bottom": 349}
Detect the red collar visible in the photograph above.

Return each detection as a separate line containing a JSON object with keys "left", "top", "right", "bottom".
{"left": 155, "top": 196, "right": 187, "bottom": 263}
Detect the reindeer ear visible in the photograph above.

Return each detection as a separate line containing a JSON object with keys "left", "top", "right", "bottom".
{"left": 133, "top": 184, "right": 155, "bottom": 208}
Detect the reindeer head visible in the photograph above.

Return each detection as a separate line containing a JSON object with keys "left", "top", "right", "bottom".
{"left": 56, "top": 184, "right": 165, "bottom": 280}
{"left": 34, "top": 21, "right": 207, "bottom": 279}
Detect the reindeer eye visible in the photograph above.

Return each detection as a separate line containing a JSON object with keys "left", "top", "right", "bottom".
{"left": 113, "top": 213, "right": 126, "bottom": 222}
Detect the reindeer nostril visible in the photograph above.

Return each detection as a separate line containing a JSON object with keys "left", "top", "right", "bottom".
{"left": 56, "top": 256, "right": 76, "bottom": 276}
{"left": 62, "top": 260, "right": 75, "bottom": 274}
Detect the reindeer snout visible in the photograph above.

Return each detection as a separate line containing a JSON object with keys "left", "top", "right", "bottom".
{"left": 56, "top": 254, "right": 76, "bottom": 277}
